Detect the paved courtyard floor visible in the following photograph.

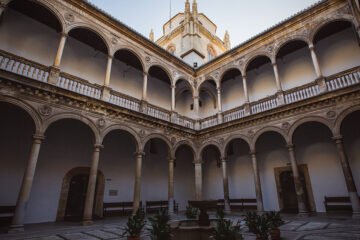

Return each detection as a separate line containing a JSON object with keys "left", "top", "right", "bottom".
{"left": 1, "top": 213, "right": 359, "bottom": 240}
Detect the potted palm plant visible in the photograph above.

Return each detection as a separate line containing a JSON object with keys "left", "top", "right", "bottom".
{"left": 210, "top": 209, "right": 243, "bottom": 240}
{"left": 244, "top": 212, "right": 269, "bottom": 240}
{"left": 265, "top": 211, "right": 284, "bottom": 240}
{"left": 121, "top": 209, "right": 146, "bottom": 240}
{"left": 185, "top": 205, "right": 198, "bottom": 219}
{"left": 148, "top": 208, "right": 172, "bottom": 240}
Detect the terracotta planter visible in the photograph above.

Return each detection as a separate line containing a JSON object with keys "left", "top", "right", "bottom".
{"left": 127, "top": 237, "right": 140, "bottom": 240}
{"left": 270, "top": 228, "right": 281, "bottom": 240}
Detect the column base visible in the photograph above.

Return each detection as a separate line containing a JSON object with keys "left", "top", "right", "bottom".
{"left": 217, "top": 112, "right": 223, "bottom": 124}
{"left": 8, "top": 224, "right": 25, "bottom": 233}
{"left": 48, "top": 66, "right": 60, "bottom": 85}
{"left": 297, "top": 211, "right": 311, "bottom": 217}
{"left": 82, "top": 220, "right": 94, "bottom": 226}
{"left": 315, "top": 77, "right": 327, "bottom": 93}
{"left": 352, "top": 211, "right": 360, "bottom": 218}
{"left": 101, "top": 86, "right": 111, "bottom": 102}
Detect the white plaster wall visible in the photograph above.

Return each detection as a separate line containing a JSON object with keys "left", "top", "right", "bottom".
{"left": 26, "top": 120, "right": 94, "bottom": 224}
{"left": 203, "top": 147, "right": 223, "bottom": 200}
{"left": 176, "top": 90, "right": 196, "bottom": 118}
{"left": 316, "top": 28, "right": 360, "bottom": 77}
{"left": 61, "top": 37, "right": 107, "bottom": 86}
{"left": 227, "top": 140, "right": 255, "bottom": 199}
{"left": 294, "top": 123, "right": 348, "bottom": 212}
{"left": 174, "top": 146, "right": 195, "bottom": 210}
{"left": 147, "top": 76, "right": 171, "bottom": 110}
{"left": 247, "top": 63, "right": 277, "bottom": 102}
{"left": 221, "top": 76, "right": 245, "bottom": 111}
{"left": 198, "top": 15, "right": 217, "bottom": 35}
{"left": 277, "top": 47, "right": 317, "bottom": 91}
{"left": 183, "top": 51, "right": 204, "bottom": 66}
{"left": 141, "top": 140, "right": 168, "bottom": 202}
{"left": 110, "top": 59, "right": 143, "bottom": 99}
{"left": 99, "top": 132, "right": 136, "bottom": 203}
{"left": 199, "top": 90, "right": 217, "bottom": 118}
{"left": 256, "top": 133, "right": 289, "bottom": 211}
{"left": 0, "top": 9, "right": 59, "bottom": 66}
{"left": 339, "top": 111, "right": 360, "bottom": 195}
{"left": 0, "top": 104, "right": 34, "bottom": 207}
{"left": 163, "top": 14, "right": 184, "bottom": 35}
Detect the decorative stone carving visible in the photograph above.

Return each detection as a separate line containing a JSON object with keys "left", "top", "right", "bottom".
{"left": 218, "top": 138, "right": 225, "bottom": 146}
{"left": 97, "top": 118, "right": 106, "bottom": 129}
{"left": 145, "top": 56, "right": 151, "bottom": 63}
{"left": 64, "top": 12, "right": 75, "bottom": 23}
{"left": 266, "top": 45, "right": 274, "bottom": 53}
{"left": 282, "top": 122, "right": 290, "bottom": 129}
{"left": 248, "top": 130, "right": 255, "bottom": 136}
{"left": 326, "top": 110, "right": 337, "bottom": 119}
{"left": 171, "top": 137, "right": 176, "bottom": 146}
{"left": 39, "top": 105, "right": 52, "bottom": 116}
{"left": 111, "top": 37, "right": 118, "bottom": 45}
{"left": 139, "top": 129, "right": 146, "bottom": 138}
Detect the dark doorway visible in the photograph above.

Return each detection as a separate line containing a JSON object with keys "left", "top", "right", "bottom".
{"left": 64, "top": 174, "right": 89, "bottom": 221}
{"left": 280, "top": 171, "right": 298, "bottom": 213}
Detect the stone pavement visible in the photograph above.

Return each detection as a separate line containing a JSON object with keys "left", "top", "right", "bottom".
{"left": 1, "top": 214, "right": 360, "bottom": 240}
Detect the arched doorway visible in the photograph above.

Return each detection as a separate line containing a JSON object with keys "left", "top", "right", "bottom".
{"left": 57, "top": 167, "right": 105, "bottom": 221}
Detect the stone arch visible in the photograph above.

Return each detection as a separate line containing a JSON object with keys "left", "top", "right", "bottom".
{"left": 289, "top": 116, "right": 334, "bottom": 143}
{"left": 7, "top": 0, "right": 65, "bottom": 33}
{"left": 244, "top": 52, "right": 274, "bottom": 72}
{"left": 141, "top": 133, "right": 172, "bottom": 152}
{"left": 219, "top": 67, "right": 242, "bottom": 84}
{"left": 66, "top": 23, "right": 110, "bottom": 55}
{"left": 198, "top": 77, "right": 219, "bottom": 91}
{"left": 174, "top": 75, "right": 193, "bottom": 88}
{"left": 251, "top": 126, "right": 289, "bottom": 151}
{"left": 100, "top": 124, "right": 141, "bottom": 152}
{"left": 176, "top": 84, "right": 195, "bottom": 100}
{"left": 334, "top": 105, "right": 360, "bottom": 136}
{"left": 113, "top": 46, "right": 145, "bottom": 72}
{"left": 56, "top": 167, "right": 105, "bottom": 221}
{"left": 147, "top": 63, "right": 174, "bottom": 85}
{"left": 274, "top": 37, "right": 311, "bottom": 58}
{"left": 42, "top": 112, "right": 101, "bottom": 144}
{"left": 198, "top": 85, "right": 217, "bottom": 108}
{"left": 172, "top": 140, "right": 196, "bottom": 159}
{"left": 310, "top": 16, "right": 357, "bottom": 44}
{"left": 222, "top": 134, "right": 251, "bottom": 157}
{"left": 198, "top": 141, "right": 222, "bottom": 160}
{"left": 0, "top": 96, "right": 42, "bottom": 134}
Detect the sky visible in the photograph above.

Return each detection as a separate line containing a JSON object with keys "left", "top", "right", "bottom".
{"left": 87, "top": 0, "right": 320, "bottom": 47}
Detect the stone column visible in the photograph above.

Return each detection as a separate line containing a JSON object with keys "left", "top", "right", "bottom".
{"left": 53, "top": 33, "right": 67, "bottom": 68}
{"left": 9, "top": 134, "right": 45, "bottom": 233}
{"left": 142, "top": 72, "right": 148, "bottom": 101}
{"left": 82, "top": 144, "right": 102, "bottom": 225}
{"left": 333, "top": 136, "right": 360, "bottom": 217}
{"left": 250, "top": 151, "right": 264, "bottom": 212}
{"left": 272, "top": 61, "right": 282, "bottom": 92}
{"left": 221, "top": 157, "right": 231, "bottom": 212}
{"left": 287, "top": 144, "right": 309, "bottom": 215}
{"left": 217, "top": 87, "right": 222, "bottom": 113}
{"left": 309, "top": 44, "right": 322, "bottom": 78}
{"left": 104, "top": 55, "right": 113, "bottom": 87}
{"left": 194, "top": 161, "right": 203, "bottom": 200}
{"left": 242, "top": 75, "right": 249, "bottom": 103}
{"left": 168, "top": 158, "right": 175, "bottom": 214}
{"left": 193, "top": 95, "right": 200, "bottom": 116}
{"left": 171, "top": 85, "right": 176, "bottom": 112}
{"left": 132, "top": 152, "right": 144, "bottom": 215}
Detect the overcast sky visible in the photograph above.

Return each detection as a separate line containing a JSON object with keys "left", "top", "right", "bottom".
{"left": 88, "top": 0, "right": 320, "bottom": 47}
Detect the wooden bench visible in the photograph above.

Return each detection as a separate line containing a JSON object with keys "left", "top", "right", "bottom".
{"left": 324, "top": 196, "right": 359, "bottom": 212}
{"left": 217, "top": 199, "right": 257, "bottom": 211}
{"left": 145, "top": 200, "right": 179, "bottom": 214}
{"left": 0, "top": 206, "right": 15, "bottom": 226}
{"left": 103, "top": 201, "right": 142, "bottom": 217}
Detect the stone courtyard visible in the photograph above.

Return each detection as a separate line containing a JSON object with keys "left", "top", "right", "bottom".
{"left": 1, "top": 213, "right": 360, "bottom": 240}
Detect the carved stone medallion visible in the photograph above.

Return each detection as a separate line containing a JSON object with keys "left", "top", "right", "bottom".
{"left": 39, "top": 105, "right": 52, "bottom": 116}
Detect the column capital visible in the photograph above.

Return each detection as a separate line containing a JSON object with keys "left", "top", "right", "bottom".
{"left": 272, "top": 61, "right": 277, "bottom": 67}
{"left": 249, "top": 150, "right": 257, "bottom": 156}
{"left": 33, "top": 134, "right": 45, "bottom": 142}
{"left": 143, "top": 71, "right": 148, "bottom": 76}
{"left": 332, "top": 135, "right": 343, "bottom": 143}
{"left": 242, "top": 74, "right": 247, "bottom": 79}
{"left": 93, "top": 144, "right": 103, "bottom": 151}
{"left": 193, "top": 95, "right": 199, "bottom": 100}
{"left": 308, "top": 43, "right": 315, "bottom": 50}
{"left": 287, "top": 144, "right": 295, "bottom": 151}
{"left": 60, "top": 32, "right": 68, "bottom": 38}
{"left": 168, "top": 158, "right": 176, "bottom": 163}
{"left": 135, "top": 151, "right": 145, "bottom": 157}
{"left": 193, "top": 160, "right": 203, "bottom": 165}
{"left": 107, "top": 54, "right": 113, "bottom": 59}
{"left": 217, "top": 87, "right": 221, "bottom": 92}
{"left": 171, "top": 85, "right": 176, "bottom": 89}
{"left": 220, "top": 157, "right": 227, "bottom": 163}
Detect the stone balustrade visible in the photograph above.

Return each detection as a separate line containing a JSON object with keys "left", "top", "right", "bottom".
{"left": 147, "top": 104, "right": 170, "bottom": 122}
{"left": 0, "top": 51, "right": 49, "bottom": 83}
{"left": 285, "top": 83, "right": 320, "bottom": 104}
{"left": 223, "top": 107, "right": 246, "bottom": 123}
{"left": 250, "top": 95, "right": 278, "bottom": 114}
{"left": 1, "top": 50, "right": 360, "bottom": 131}
{"left": 58, "top": 73, "right": 102, "bottom": 99}
{"left": 326, "top": 68, "right": 360, "bottom": 92}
